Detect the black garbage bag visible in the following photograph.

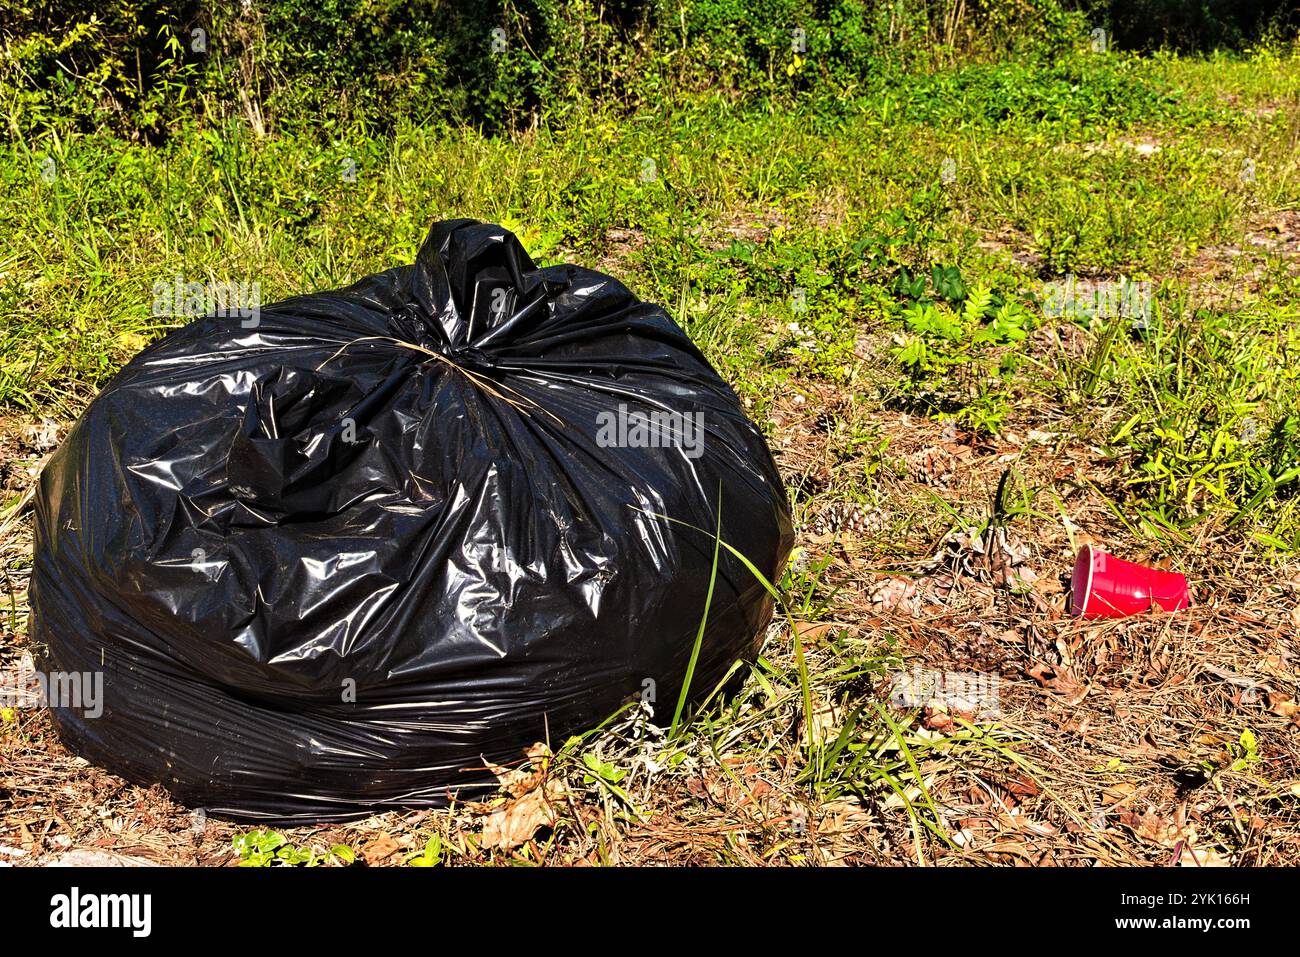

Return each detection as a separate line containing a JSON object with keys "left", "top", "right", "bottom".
{"left": 30, "top": 219, "right": 792, "bottom": 821}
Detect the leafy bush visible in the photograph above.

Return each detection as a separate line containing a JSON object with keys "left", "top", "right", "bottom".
{"left": 0, "top": 1, "right": 199, "bottom": 139}
{"left": 0, "top": 0, "right": 1102, "bottom": 139}
{"left": 1077, "top": 0, "right": 1300, "bottom": 53}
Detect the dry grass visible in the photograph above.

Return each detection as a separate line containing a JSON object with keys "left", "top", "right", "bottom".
{"left": 2, "top": 344, "right": 1297, "bottom": 866}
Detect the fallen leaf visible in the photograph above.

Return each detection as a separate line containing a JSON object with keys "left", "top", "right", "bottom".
{"left": 1005, "top": 773, "right": 1040, "bottom": 799}
{"left": 361, "top": 835, "right": 402, "bottom": 863}
{"left": 794, "top": 621, "right": 834, "bottom": 647}
{"left": 1026, "top": 661, "right": 1089, "bottom": 704}
{"left": 1124, "top": 808, "right": 1195, "bottom": 849}
{"left": 482, "top": 742, "right": 552, "bottom": 798}
{"left": 868, "top": 576, "right": 917, "bottom": 614}
{"left": 479, "top": 742, "right": 567, "bottom": 851}
{"left": 480, "top": 783, "right": 564, "bottom": 851}
{"left": 1268, "top": 690, "right": 1298, "bottom": 719}
{"left": 923, "top": 709, "right": 954, "bottom": 731}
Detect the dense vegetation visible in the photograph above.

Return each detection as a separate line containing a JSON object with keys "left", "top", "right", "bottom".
{"left": 3, "top": 1, "right": 1297, "bottom": 138}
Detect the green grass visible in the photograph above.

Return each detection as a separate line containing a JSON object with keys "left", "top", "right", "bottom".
{"left": 1079, "top": 303, "right": 1300, "bottom": 546}
{"left": 3, "top": 50, "right": 1298, "bottom": 542}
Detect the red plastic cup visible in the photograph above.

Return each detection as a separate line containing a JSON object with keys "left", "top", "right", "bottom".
{"left": 1070, "top": 545, "right": 1190, "bottom": 619}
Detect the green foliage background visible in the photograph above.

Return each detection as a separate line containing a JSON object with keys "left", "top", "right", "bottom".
{"left": 3, "top": 1, "right": 1296, "bottom": 139}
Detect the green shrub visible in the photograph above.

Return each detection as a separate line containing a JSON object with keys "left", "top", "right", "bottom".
{"left": 0, "top": 0, "right": 1101, "bottom": 140}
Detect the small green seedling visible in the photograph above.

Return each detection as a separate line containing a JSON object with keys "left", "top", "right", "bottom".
{"left": 407, "top": 835, "right": 444, "bottom": 867}
{"left": 232, "top": 829, "right": 355, "bottom": 867}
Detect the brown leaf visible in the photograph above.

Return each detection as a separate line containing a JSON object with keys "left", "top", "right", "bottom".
{"left": 1026, "top": 661, "right": 1089, "bottom": 704}
{"left": 868, "top": 576, "right": 917, "bottom": 614}
{"left": 1102, "top": 782, "right": 1137, "bottom": 802}
{"left": 923, "top": 709, "right": 954, "bottom": 731}
{"left": 480, "top": 784, "right": 563, "bottom": 851}
{"left": 361, "top": 835, "right": 403, "bottom": 864}
{"left": 479, "top": 742, "right": 567, "bottom": 851}
{"left": 794, "top": 621, "right": 834, "bottom": 647}
{"left": 1005, "top": 773, "right": 1040, "bottom": 799}
{"left": 1127, "top": 808, "right": 1195, "bottom": 849}
{"left": 1268, "top": 690, "right": 1298, "bottom": 719}
{"left": 482, "top": 742, "right": 552, "bottom": 798}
